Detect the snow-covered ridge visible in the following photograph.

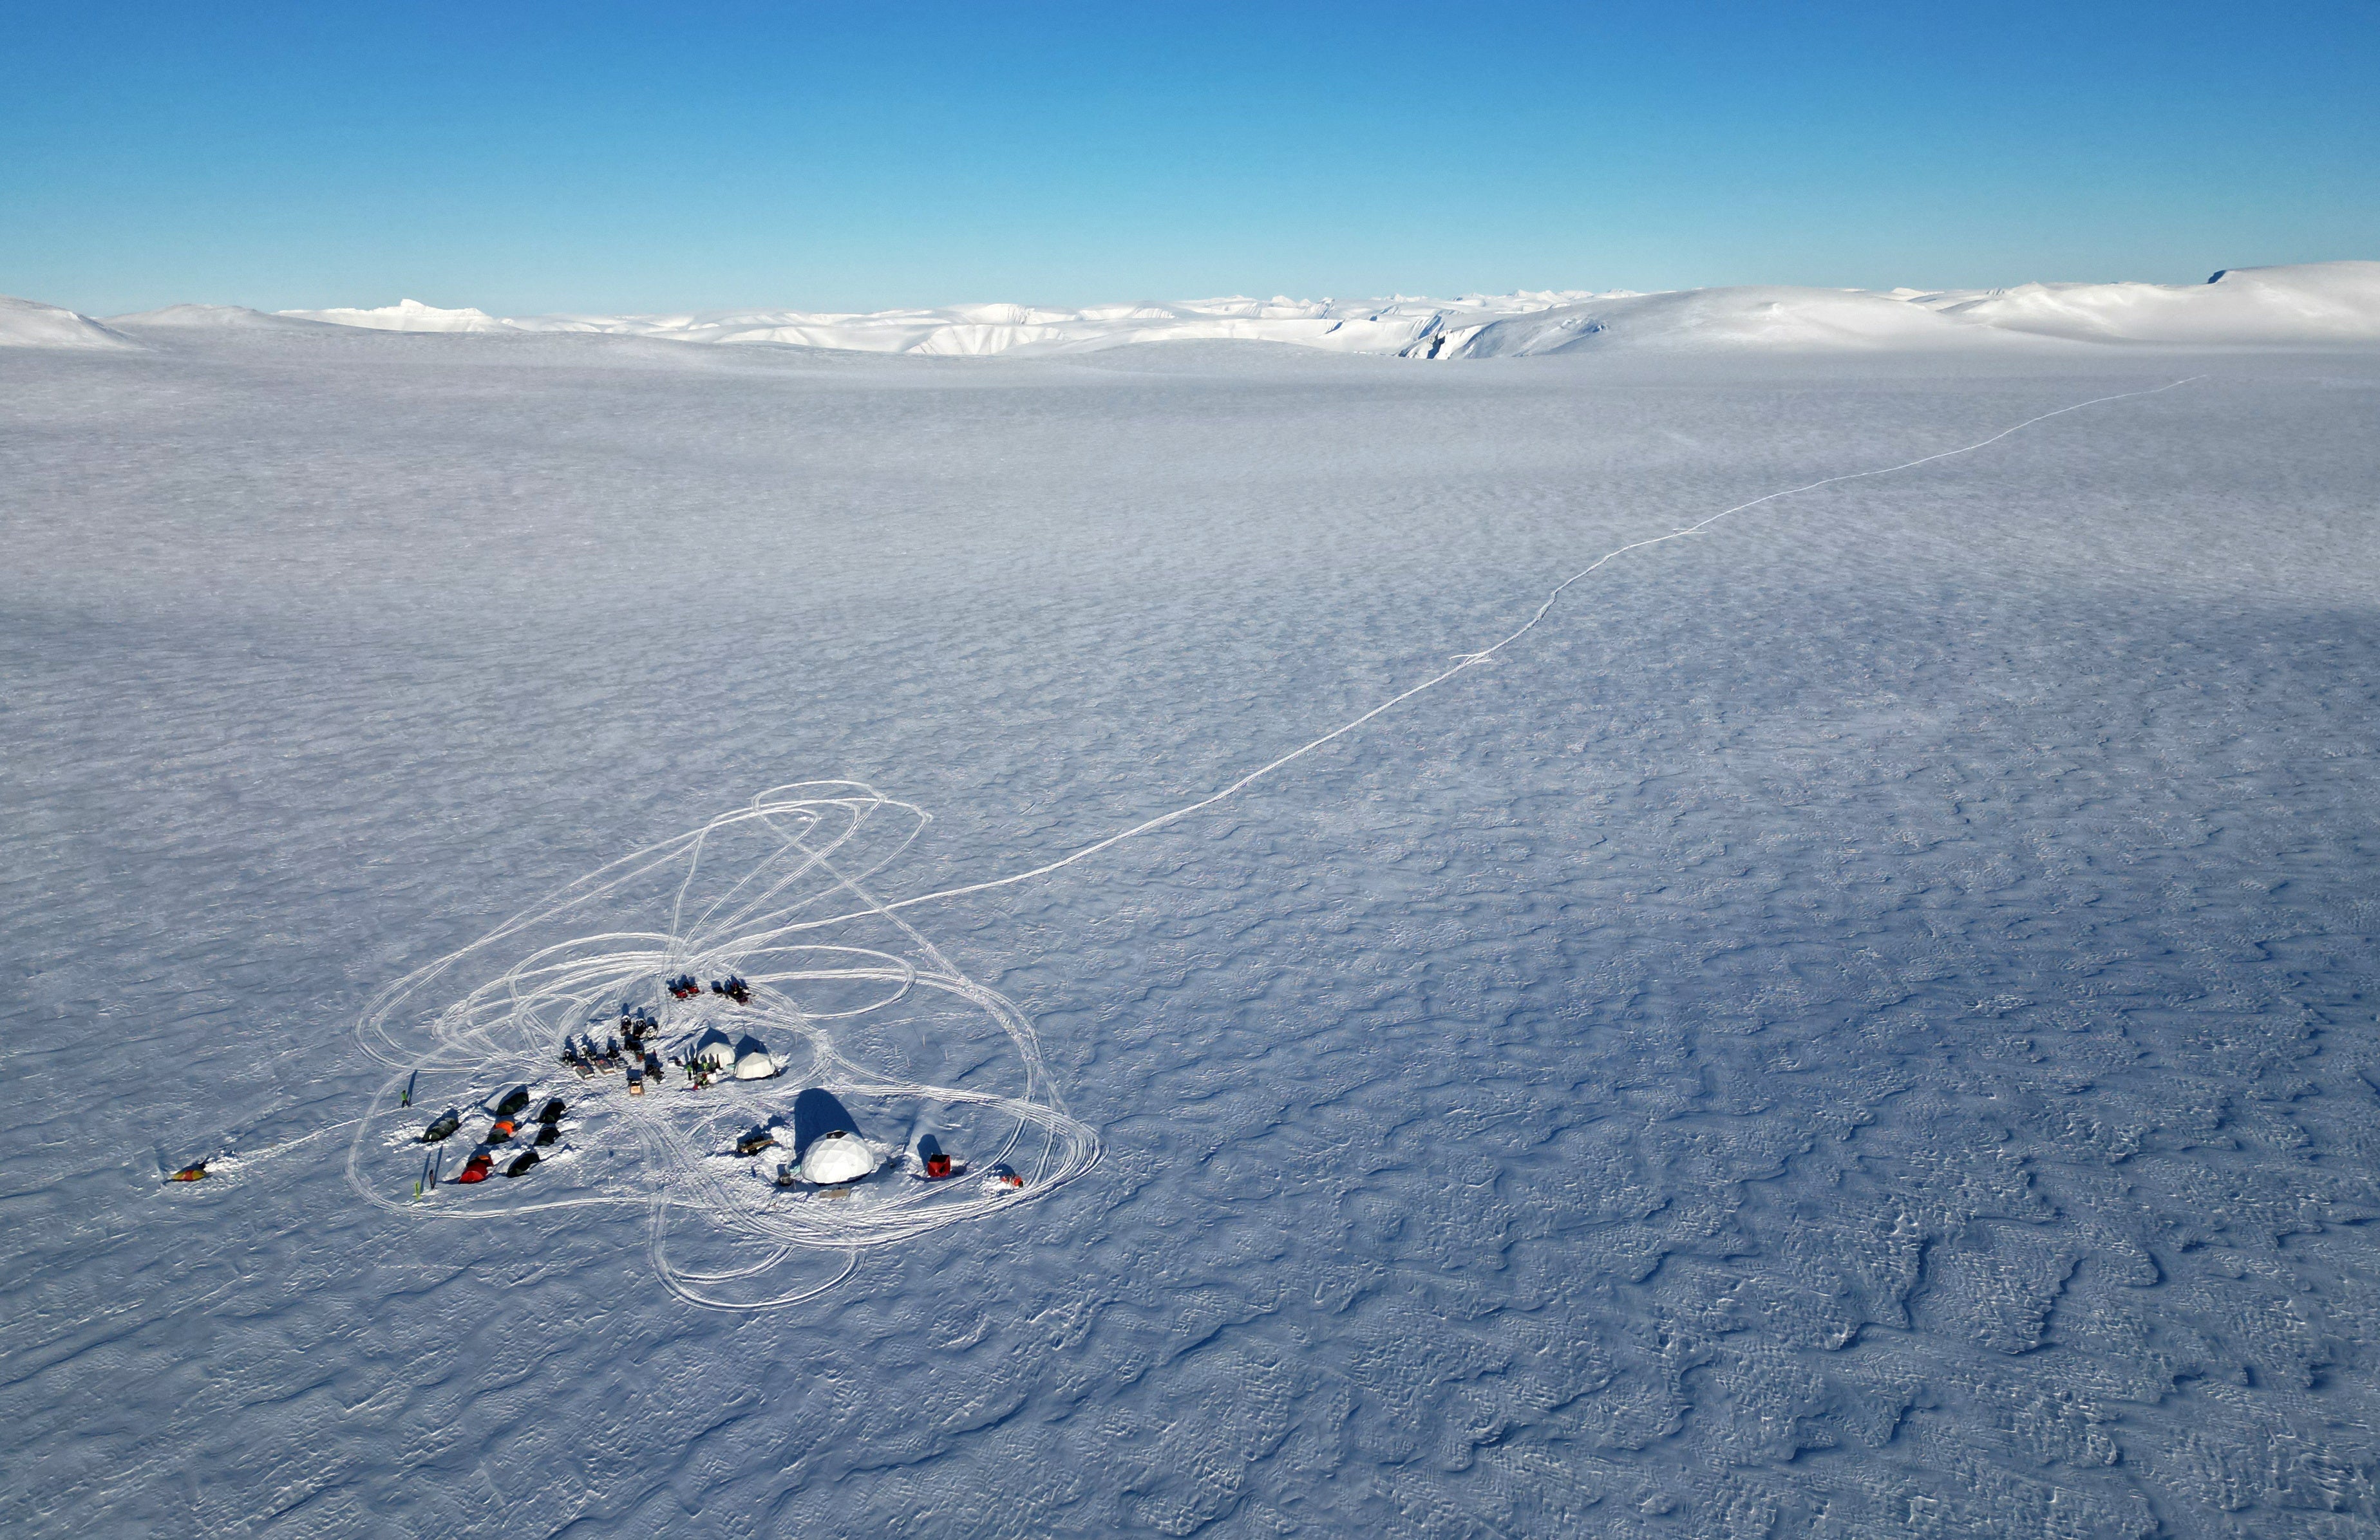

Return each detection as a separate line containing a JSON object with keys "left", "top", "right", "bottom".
{"left": 1905, "top": 262, "right": 2380, "bottom": 344}
{"left": 278, "top": 297, "right": 519, "bottom": 334}
{"left": 0, "top": 295, "right": 140, "bottom": 350}
{"left": 18, "top": 262, "right": 2372, "bottom": 356}
{"left": 266, "top": 290, "right": 1609, "bottom": 357}
{"left": 250, "top": 264, "right": 2380, "bottom": 357}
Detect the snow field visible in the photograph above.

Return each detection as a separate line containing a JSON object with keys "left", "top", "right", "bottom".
{"left": 325, "top": 373, "right": 2201, "bottom": 1319}
{"left": 845, "top": 376, "right": 2210, "bottom": 930}
{"left": 5, "top": 325, "right": 2380, "bottom": 1537}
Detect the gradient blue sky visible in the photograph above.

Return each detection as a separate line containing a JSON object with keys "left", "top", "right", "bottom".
{"left": 5, "top": 0, "right": 2374, "bottom": 316}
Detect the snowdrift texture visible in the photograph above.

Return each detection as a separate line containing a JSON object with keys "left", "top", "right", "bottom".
{"left": 106, "top": 303, "right": 346, "bottom": 333}
{"left": 1912, "top": 263, "right": 2380, "bottom": 345}
{"left": 255, "top": 261, "right": 2380, "bottom": 357}
{"left": 0, "top": 294, "right": 138, "bottom": 350}
{"left": 8, "top": 314, "right": 2380, "bottom": 1539}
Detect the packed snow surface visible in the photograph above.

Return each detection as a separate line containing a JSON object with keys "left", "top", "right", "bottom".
{"left": 6, "top": 314, "right": 2380, "bottom": 1538}
{"left": 260, "top": 262, "right": 2380, "bottom": 356}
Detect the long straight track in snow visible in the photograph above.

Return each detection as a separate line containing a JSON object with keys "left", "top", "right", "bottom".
{"left": 826, "top": 376, "right": 2205, "bottom": 920}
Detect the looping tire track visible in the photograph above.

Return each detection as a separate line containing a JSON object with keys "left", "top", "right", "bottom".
{"left": 346, "top": 783, "right": 1102, "bottom": 1311}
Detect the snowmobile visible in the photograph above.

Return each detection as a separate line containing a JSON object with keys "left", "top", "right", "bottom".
{"left": 420, "top": 1109, "right": 462, "bottom": 1143}
{"left": 986, "top": 1165, "right": 1025, "bottom": 1191}
{"left": 735, "top": 1129, "right": 777, "bottom": 1157}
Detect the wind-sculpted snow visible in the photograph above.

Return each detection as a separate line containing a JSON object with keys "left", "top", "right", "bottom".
{"left": 1448, "top": 265, "right": 2380, "bottom": 359}
{"left": 265, "top": 290, "right": 1600, "bottom": 356}
{"left": 1909, "top": 262, "right": 2380, "bottom": 346}
{"left": 0, "top": 294, "right": 139, "bottom": 350}
{"left": 106, "top": 303, "right": 348, "bottom": 333}
{"left": 348, "top": 783, "right": 1099, "bottom": 1310}
{"left": 7, "top": 324, "right": 2380, "bottom": 1537}
{"left": 1444, "top": 285, "right": 2062, "bottom": 357}
{"left": 241, "top": 261, "right": 2380, "bottom": 357}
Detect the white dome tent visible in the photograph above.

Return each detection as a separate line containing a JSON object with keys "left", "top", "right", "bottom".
{"left": 800, "top": 1131, "right": 876, "bottom": 1184}
{"left": 790, "top": 1087, "right": 879, "bottom": 1185}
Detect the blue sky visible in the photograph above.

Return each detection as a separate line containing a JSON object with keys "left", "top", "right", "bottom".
{"left": 5, "top": 0, "right": 2374, "bottom": 315}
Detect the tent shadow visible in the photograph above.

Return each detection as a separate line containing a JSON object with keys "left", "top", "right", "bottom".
{"left": 790, "top": 1087, "right": 864, "bottom": 1159}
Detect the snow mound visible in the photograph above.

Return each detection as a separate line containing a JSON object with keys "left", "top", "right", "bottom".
{"left": 274, "top": 298, "right": 519, "bottom": 333}
{"left": 108, "top": 303, "right": 341, "bottom": 332}
{"left": 1444, "top": 286, "right": 2044, "bottom": 357}
{"left": 0, "top": 294, "right": 140, "bottom": 350}
{"left": 1908, "top": 261, "right": 2380, "bottom": 345}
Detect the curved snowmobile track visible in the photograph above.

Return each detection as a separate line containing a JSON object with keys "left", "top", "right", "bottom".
{"left": 347, "top": 783, "right": 1102, "bottom": 1310}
